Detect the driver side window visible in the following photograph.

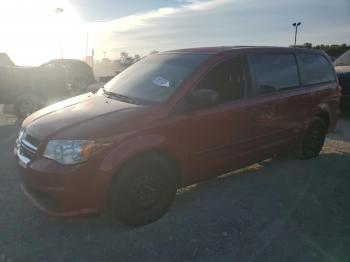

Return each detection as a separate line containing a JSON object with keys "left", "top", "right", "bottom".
{"left": 196, "top": 57, "right": 247, "bottom": 103}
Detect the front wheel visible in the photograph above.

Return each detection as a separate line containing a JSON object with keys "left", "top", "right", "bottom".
{"left": 110, "top": 154, "right": 178, "bottom": 226}
{"left": 297, "top": 116, "right": 327, "bottom": 159}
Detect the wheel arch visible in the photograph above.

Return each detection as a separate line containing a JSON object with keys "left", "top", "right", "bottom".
{"left": 112, "top": 149, "right": 183, "bottom": 185}
{"left": 106, "top": 145, "right": 184, "bottom": 195}
{"left": 105, "top": 148, "right": 183, "bottom": 211}
{"left": 100, "top": 133, "right": 190, "bottom": 185}
{"left": 315, "top": 103, "right": 332, "bottom": 131}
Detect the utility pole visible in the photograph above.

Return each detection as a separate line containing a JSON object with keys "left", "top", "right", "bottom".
{"left": 85, "top": 32, "right": 89, "bottom": 62}
{"left": 292, "top": 22, "right": 301, "bottom": 46}
{"left": 91, "top": 49, "right": 94, "bottom": 73}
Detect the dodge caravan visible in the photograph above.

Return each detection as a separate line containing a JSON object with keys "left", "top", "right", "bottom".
{"left": 15, "top": 46, "right": 340, "bottom": 226}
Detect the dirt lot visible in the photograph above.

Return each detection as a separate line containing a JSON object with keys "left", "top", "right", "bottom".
{"left": 0, "top": 112, "right": 349, "bottom": 262}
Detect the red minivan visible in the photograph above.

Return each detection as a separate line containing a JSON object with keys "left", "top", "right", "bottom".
{"left": 15, "top": 46, "right": 340, "bottom": 226}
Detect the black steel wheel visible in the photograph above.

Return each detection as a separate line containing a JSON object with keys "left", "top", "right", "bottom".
{"left": 110, "top": 154, "right": 178, "bottom": 226}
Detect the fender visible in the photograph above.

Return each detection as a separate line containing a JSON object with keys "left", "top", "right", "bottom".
{"left": 99, "top": 134, "right": 194, "bottom": 183}
{"left": 100, "top": 134, "right": 166, "bottom": 173}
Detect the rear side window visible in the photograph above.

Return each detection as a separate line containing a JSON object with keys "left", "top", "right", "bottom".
{"left": 251, "top": 54, "right": 299, "bottom": 95}
{"left": 298, "top": 53, "right": 335, "bottom": 85}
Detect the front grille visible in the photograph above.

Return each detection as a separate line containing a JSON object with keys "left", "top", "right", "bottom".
{"left": 25, "top": 135, "right": 41, "bottom": 148}
{"left": 339, "top": 76, "right": 350, "bottom": 95}
{"left": 18, "top": 132, "right": 41, "bottom": 162}
{"left": 20, "top": 141, "right": 37, "bottom": 160}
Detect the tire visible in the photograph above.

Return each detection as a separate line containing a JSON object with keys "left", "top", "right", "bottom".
{"left": 110, "top": 154, "right": 178, "bottom": 226}
{"left": 14, "top": 94, "right": 45, "bottom": 119}
{"left": 297, "top": 116, "right": 327, "bottom": 159}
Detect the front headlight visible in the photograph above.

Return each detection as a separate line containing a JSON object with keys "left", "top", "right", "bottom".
{"left": 43, "top": 140, "right": 94, "bottom": 165}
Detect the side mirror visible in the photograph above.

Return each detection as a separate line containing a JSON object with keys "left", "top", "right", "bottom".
{"left": 189, "top": 89, "right": 220, "bottom": 109}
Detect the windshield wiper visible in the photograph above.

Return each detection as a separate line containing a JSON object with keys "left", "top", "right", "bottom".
{"left": 101, "top": 87, "right": 136, "bottom": 104}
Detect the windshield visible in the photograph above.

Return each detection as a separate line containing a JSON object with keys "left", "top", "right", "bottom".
{"left": 104, "top": 53, "right": 209, "bottom": 104}
{"left": 334, "top": 50, "right": 350, "bottom": 66}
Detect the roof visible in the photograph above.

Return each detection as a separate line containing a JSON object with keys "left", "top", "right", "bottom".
{"left": 164, "top": 46, "right": 322, "bottom": 55}
{"left": 165, "top": 46, "right": 246, "bottom": 54}
{"left": 41, "top": 59, "right": 89, "bottom": 67}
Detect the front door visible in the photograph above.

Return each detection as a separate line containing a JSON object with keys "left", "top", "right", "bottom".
{"left": 167, "top": 56, "right": 277, "bottom": 182}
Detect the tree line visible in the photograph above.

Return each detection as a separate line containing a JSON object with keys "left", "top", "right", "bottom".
{"left": 292, "top": 43, "right": 350, "bottom": 58}
{"left": 119, "top": 50, "right": 159, "bottom": 66}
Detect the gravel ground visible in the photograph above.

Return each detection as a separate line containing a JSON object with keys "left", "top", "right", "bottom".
{"left": 0, "top": 112, "right": 349, "bottom": 262}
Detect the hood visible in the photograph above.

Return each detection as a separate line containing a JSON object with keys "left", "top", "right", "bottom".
{"left": 335, "top": 66, "right": 350, "bottom": 74}
{"left": 23, "top": 93, "right": 147, "bottom": 140}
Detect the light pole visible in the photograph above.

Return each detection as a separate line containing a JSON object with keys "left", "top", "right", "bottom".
{"left": 292, "top": 22, "right": 301, "bottom": 46}
{"left": 55, "top": 7, "right": 64, "bottom": 59}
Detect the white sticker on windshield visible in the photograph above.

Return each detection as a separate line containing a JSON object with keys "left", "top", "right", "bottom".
{"left": 152, "top": 76, "right": 170, "bottom": 88}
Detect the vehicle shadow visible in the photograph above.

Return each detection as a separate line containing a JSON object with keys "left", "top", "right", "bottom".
{"left": 27, "top": 152, "right": 350, "bottom": 260}
{"left": 2, "top": 113, "right": 349, "bottom": 260}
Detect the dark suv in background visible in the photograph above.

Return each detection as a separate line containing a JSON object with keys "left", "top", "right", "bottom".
{"left": 0, "top": 57, "right": 95, "bottom": 118}
{"left": 334, "top": 50, "right": 350, "bottom": 110}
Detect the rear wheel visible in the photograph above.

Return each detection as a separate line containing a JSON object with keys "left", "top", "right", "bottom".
{"left": 110, "top": 154, "right": 178, "bottom": 226}
{"left": 297, "top": 116, "right": 327, "bottom": 159}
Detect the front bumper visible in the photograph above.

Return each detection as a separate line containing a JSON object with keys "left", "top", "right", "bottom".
{"left": 15, "top": 155, "right": 108, "bottom": 218}
{"left": 20, "top": 184, "right": 98, "bottom": 217}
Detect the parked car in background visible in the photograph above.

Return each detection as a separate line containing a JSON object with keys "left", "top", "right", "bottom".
{"left": 40, "top": 59, "right": 96, "bottom": 93}
{"left": 15, "top": 46, "right": 340, "bottom": 226}
{"left": 0, "top": 56, "right": 95, "bottom": 118}
{"left": 334, "top": 50, "right": 350, "bottom": 111}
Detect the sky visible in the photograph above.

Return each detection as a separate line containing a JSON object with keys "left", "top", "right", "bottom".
{"left": 0, "top": 0, "right": 349, "bottom": 65}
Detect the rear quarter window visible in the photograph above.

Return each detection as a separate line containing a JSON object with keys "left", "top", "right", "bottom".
{"left": 298, "top": 53, "right": 336, "bottom": 85}
{"left": 251, "top": 53, "right": 299, "bottom": 95}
